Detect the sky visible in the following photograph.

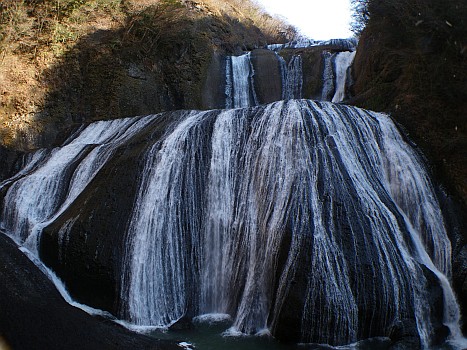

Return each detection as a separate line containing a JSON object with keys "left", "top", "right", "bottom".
{"left": 255, "top": 0, "right": 353, "bottom": 40}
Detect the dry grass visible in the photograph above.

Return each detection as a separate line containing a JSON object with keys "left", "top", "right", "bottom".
{"left": 0, "top": 0, "right": 295, "bottom": 149}
{"left": 0, "top": 0, "right": 124, "bottom": 147}
{"left": 203, "top": 0, "right": 296, "bottom": 39}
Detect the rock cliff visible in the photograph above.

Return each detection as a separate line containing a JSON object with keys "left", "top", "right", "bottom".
{"left": 0, "top": 0, "right": 295, "bottom": 150}
{"left": 350, "top": 0, "right": 467, "bottom": 332}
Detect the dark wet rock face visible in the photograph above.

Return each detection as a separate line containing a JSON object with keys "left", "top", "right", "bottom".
{"left": 0, "top": 233, "right": 179, "bottom": 350}
{"left": 437, "top": 190, "right": 467, "bottom": 334}
{"left": 420, "top": 266, "right": 451, "bottom": 345}
{"left": 388, "top": 318, "right": 425, "bottom": 350}
{"left": 279, "top": 47, "right": 326, "bottom": 100}
{"left": 202, "top": 52, "right": 227, "bottom": 109}
{"left": 40, "top": 112, "right": 181, "bottom": 316}
{"left": 39, "top": 137, "right": 145, "bottom": 314}
{"left": 455, "top": 244, "right": 467, "bottom": 332}
{"left": 250, "top": 49, "right": 283, "bottom": 104}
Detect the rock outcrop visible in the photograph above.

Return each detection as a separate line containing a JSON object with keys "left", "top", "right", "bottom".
{"left": 0, "top": 232, "right": 179, "bottom": 350}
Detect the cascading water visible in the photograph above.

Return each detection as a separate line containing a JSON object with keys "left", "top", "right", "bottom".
{"left": 0, "top": 43, "right": 465, "bottom": 347}
{"left": 123, "top": 110, "right": 212, "bottom": 326}
{"left": 321, "top": 50, "right": 356, "bottom": 103}
{"left": 331, "top": 51, "right": 356, "bottom": 102}
{"left": 321, "top": 51, "right": 335, "bottom": 101}
{"left": 225, "top": 53, "right": 257, "bottom": 108}
{"left": 0, "top": 115, "right": 157, "bottom": 250}
{"left": 2, "top": 100, "right": 457, "bottom": 346}
{"left": 282, "top": 55, "right": 303, "bottom": 100}
{"left": 225, "top": 44, "right": 355, "bottom": 109}
{"left": 268, "top": 37, "right": 357, "bottom": 51}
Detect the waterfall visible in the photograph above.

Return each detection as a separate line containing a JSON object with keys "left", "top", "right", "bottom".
{"left": 268, "top": 37, "right": 357, "bottom": 51}
{"left": 0, "top": 100, "right": 464, "bottom": 347}
{"left": 119, "top": 100, "right": 460, "bottom": 345}
{"left": 277, "top": 53, "right": 303, "bottom": 100}
{"left": 321, "top": 50, "right": 355, "bottom": 103}
{"left": 123, "top": 110, "right": 212, "bottom": 326}
{"left": 282, "top": 55, "right": 303, "bottom": 100}
{"left": 321, "top": 51, "right": 335, "bottom": 101}
{"left": 225, "top": 53, "right": 257, "bottom": 108}
{"left": 332, "top": 51, "right": 356, "bottom": 102}
{"left": 225, "top": 46, "right": 354, "bottom": 107}
{"left": 0, "top": 115, "right": 157, "bottom": 251}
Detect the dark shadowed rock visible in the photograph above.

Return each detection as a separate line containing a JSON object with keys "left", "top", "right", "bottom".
{"left": 388, "top": 319, "right": 421, "bottom": 350}
{"left": 0, "top": 147, "right": 25, "bottom": 182}
{"left": 270, "top": 228, "right": 311, "bottom": 342}
{"left": 250, "top": 49, "right": 283, "bottom": 104}
{"left": 202, "top": 52, "right": 227, "bottom": 109}
{"left": 420, "top": 266, "right": 450, "bottom": 345}
{"left": 0, "top": 232, "right": 180, "bottom": 350}
{"left": 40, "top": 112, "right": 182, "bottom": 316}
{"left": 437, "top": 190, "right": 467, "bottom": 334}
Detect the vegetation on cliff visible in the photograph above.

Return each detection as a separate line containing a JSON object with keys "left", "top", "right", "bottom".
{"left": 350, "top": 1, "right": 467, "bottom": 330}
{"left": 0, "top": 0, "right": 296, "bottom": 150}
{"left": 350, "top": 0, "right": 467, "bottom": 206}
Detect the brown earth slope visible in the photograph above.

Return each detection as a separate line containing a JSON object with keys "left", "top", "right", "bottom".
{"left": 0, "top": 0, "right": 295, "bottom": 150}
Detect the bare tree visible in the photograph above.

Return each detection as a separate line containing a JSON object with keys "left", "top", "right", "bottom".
{"left": 350, "top": 0, "right": 370, "bottom": 35}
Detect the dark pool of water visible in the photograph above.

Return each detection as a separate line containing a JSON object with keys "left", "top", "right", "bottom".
{"left": 149, "top": 315, "right": 393, "bottom": 350}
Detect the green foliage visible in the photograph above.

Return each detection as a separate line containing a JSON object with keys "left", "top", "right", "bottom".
{"left": 55, "top": 0, "right": 89, "bottom": 19}
{"left": 52, "top": 22, "right": 77, "bottom": 43}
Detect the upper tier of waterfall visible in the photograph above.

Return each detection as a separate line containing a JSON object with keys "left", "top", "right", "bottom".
{"left": 223, "top": 40, "right": 356, "bottom": 109}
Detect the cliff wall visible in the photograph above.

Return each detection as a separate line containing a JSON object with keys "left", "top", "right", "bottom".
{"left": 350, "top": 0, "right": 467, "bottom": 330}
{"left": 0, "top": 0, "right": 294, "bottom": 150}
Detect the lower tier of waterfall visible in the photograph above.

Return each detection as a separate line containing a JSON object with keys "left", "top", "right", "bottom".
{"left": 0, "top": 100, "right": 463, "bottom": 348}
